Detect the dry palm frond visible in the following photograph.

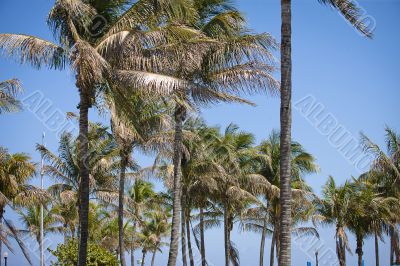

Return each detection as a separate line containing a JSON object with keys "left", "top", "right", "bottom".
{"left": 318, "top": 0, "right": 373, "bottom": 37}
{"left": 0, "top": 34, "right": 66, "bottom": 69}
{"left": 0, "top": 78, "right": 23, "bottom": 113}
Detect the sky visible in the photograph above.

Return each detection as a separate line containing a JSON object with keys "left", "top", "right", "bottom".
{"left": 0, "top": 0, "right": 399, "bottom": 265}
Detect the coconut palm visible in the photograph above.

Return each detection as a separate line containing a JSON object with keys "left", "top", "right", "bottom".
{"left": 347, "top": 178, "right": 399, "bottom": 266}
{"left": 0, "top": 1, "right": 198, "bottom": 262}
{"left": 360, "top": 127, "right": 400, "bottom": 264}
{"left": 37, "top": 122, "right": 119, "bottom": 207}
{"left": 18, "top": 204, "right": 64, "bottom": 259}
{"left": 314, "top": 177, "right": 354, "bottom": 266}
{"left": 139, "top": 209, "right": 171, "bottom": 266}
{"left": 125, "top": 179, "right": 156, "bottom": 266}
{"left": 206, "top": 124, "right": 269, "bottom": 266}
{"left": 243, "top": 130, "right": 318, "bottom": 266}
{"left": 278, "top": 1, "right": 373, "bottom": 264}
{"left": 0, "top": 79, "right": 23, "bottom": 114}
{"left": 0, "top": 147, "right": 48, "bottom": 265}
{"left": 107, "top": 91, "right": 171, "bottom": 265}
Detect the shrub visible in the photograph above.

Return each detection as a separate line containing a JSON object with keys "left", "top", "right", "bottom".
{"left": 50, "top": 239, "right": 118, "bottom": 266}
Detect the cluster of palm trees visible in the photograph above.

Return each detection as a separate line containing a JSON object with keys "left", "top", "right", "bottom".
{"left": 0, "top": 0, "right": 386, "bottom": 266}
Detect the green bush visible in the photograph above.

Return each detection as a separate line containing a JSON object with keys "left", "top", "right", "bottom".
{"left": 50, "top": 239, "right": 118, "bottom": 266}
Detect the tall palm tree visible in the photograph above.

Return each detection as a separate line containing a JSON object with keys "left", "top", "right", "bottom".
{"left": 0, "top": 79, "right": 22, "bottom": 114}
{"left": 278, "top": 1, "right": 372, "bottom": 264}
{"left": 108, "top": 91, "right": 170, "bottom": 265}
{"left": 0, "top": 147, "right": 48, "bottom": 265}
{"left": 0, "top": 1, "right": 196, "bottom": 263}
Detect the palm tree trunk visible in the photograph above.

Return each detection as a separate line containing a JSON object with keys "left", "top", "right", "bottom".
{"left": 167, "top": 105, "right": 185, "bottom": 266}
{"left": 224, "top": 203, "right": 230, "bottom": 266}
{"left": 391, "top": 227, "right": 394, "bottom": 265}
{"left": 270, "top": 229, "right": 275, "bottom": 266}
{"left": 278, "top": 0, "right": 293, "bottom": 265}
{"left": 0, "top": 207, "right": 3, "bottom": 266}
{"left": 181, "top": 194, "right": 187, "bottom": 266}
{"left": 77, "top": 89, "right": 91, "bottom": 266}
{"left": 259, "top": 216, "right": 267, "bottom": 266}
{"left": 141, "top": 250, "right": 146, "bottom": 266}
{"left": 336, "top": 236, "right": 345, "bottom": 266}
{"left": 151, "top": 250, "right": 156, "bottom": 266}
{"left": 186, "top": 209, "right": 194, "bottom": 266}
{"left": 200, "top": 207, "right": 206, "bottom": 266}
{"left": 356, "top": 234, "right": 363, "bottom": 266}
{"left": 118, "top": 150, "right": 128, "bottom": 266}
{"left": 131, "top": 244, "right": 135, "bottom": 266}
{"left": 375, "top": 231, "right": 379, "bottom": 266}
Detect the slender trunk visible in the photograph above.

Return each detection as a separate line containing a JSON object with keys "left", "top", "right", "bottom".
{"left": 77, "top": 89, "right": 91, "bottom": 266}
{"left": 375, "top": 231, "right": 379, "bottom": 266}
{"left": 315, "top": 251, "right": 318, "bottom": 266}
{"left": 181, "top": 194, "right": 187, "bottom": 266}
{"left": 224, "top": 203, "right": 230, "bottom": 266}
{"left": 131, "top": 220, "right": 137, "bottom": 266}
{"left": 0, "top": 207, "right": 3, "bottom": 266}
{"left": 279, "top": 0, "right": 292, "bottom": 265}
{"left": 336, "top": 227, "right": 346, "bottom": 266}
{"left": 131, "top": 245, "right": 135, "bottom": 266}
{"left": 270, "top": 229, "right": 275, "bottom": 266}
{"left": 391, "top": 227, "right": 394, "bottom": 265}
{"left": 141, "top": 250, "right": 146, "bottom": 266}
{"left": 151, "top": 250, "right": 156, "bottom": 266}
{"left": 63, "top": 224, "right": 68, "bottom": 243}
{"left": 186, "top": 209, "right": 194, "bottom": 266}
{"left": 167, "top": 105, "right": 185, "bottom": 266}
{"left": 199, "top": 208, "right": 206, "bottom": 266}
{"left": 118, "top": 150, "right": 128, "bottom": 266}
{"left": 259, "top": 216, "right": 267, "bottom": 266}
{"left": 356, "top": 234, "right": 363, "bottom": 266}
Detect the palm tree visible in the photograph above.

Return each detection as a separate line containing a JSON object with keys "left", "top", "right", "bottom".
{"left": 108, "top": 91, "right": 171, "bottom": 265}
{"left": 125, "top": 179, "right": 156, "bottom": 266}
{"left": 360, "top": 127, "right": 400, "bottom": 264}
{"left": 0, "top": 147, "right": 48, "bottom": 265}
{"left": 139, "top": 209, "right": 171, "bottom": 266}
{"left": 18, "top": 204, "right": 64, "bottom": 258}
{"left": 347, "top": 178, "right": 398, "bottom": 266}
{"left": 249, "top": 130, "right": 318, "bottom": 266}
{"left": 37, "top": 122, "right": 119, "bottom": 207}
{"left": 0, "top": 79, "right": 23, "bottom": 114}
{"left": 278, "top": 1, "right": 372, "bottom": 264}
{"left": 314, "top": 177, "right": 354, "bottom": 266}
{"left": 0, "top": 1, "right": 197, "bottom": 263}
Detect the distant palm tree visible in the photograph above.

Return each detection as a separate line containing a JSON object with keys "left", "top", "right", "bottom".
{"left": 360, "top": 127, "right": 400, "bottom": 264}
{"left": 125, "top": 179, "right": 156, "bottom": 266}
{"left": 0, "top": 79, "right": 22, "bottom": 114}
{"left": 247, "top": 130, "right": 318, "bottom": 266}
{"left": 108, "top": 91, "right": 171, "bottom": 265}
{"left": 347, "top": 178, "right": 398, "bottom": 266}
{"left": 139, "top": 209, "right": 171, "bottom": 266}
{"left": 314, "top": 177, "right": 354, "bottom": 266}
{"left": 0, "top": 147, "right": 48, "bottom": 265}
{"left": 18, "top": 205, "right": 64, "bottom": 258}
{"left": 278, "top": 1, "right": 373, "bottom": 264}
{"left": 37, "top": 122, "right": 119, "bottom": 204}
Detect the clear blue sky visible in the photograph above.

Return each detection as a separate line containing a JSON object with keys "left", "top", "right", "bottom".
{"left": 0, "top": 0, "right": 399, "bottom": 265}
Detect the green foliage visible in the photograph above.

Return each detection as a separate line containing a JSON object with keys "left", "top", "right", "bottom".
{"left": 50, "top": 239, "right": 118, "bottom": 266}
